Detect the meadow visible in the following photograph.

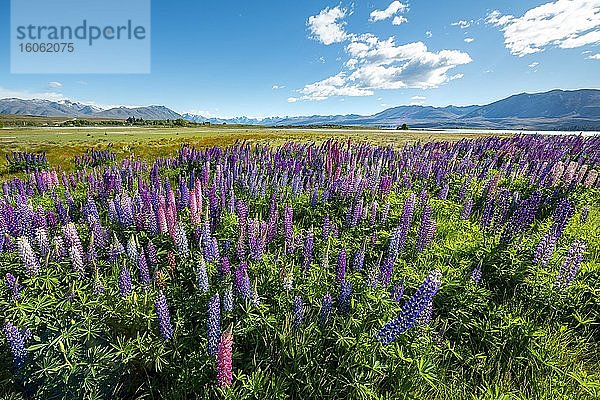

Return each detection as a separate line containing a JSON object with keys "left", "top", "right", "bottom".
{"left": 0, "top": 128, "right": 598, "bottom": 399}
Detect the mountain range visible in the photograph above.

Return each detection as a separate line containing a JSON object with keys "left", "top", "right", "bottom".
{"left": 1, "top": 89, "right": 599, "bottom": 130}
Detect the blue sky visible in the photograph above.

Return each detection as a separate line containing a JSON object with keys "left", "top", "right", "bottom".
{"left": 0, "top": 0, "right": 598, "bottom": 117}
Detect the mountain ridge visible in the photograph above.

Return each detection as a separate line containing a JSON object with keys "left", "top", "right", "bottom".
{"left": 1, "top": 89, "right": 599, "bottom": 130}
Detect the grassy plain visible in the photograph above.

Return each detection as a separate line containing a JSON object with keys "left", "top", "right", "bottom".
{"left": 0, "top": 125, "right": 507, "bottom": 174}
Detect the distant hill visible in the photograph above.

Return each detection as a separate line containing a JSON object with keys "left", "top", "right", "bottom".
{"left": 182, "top": 89, "right": 600, "bottom": 130}
{"left": 0, "top": 98, "right": 182, "bottom": 120}
{"left": 1, "top": 89, "right": 599, "bottom": 129}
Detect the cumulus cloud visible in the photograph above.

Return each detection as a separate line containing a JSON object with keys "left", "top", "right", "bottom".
{"left": 486, "top": 0, "right": 600, "bottom": 57}
{"left": 464, "top": 37, "right": 474, "bottom": 43}
{"left": 588, "top": 53, "right": 600, "bottom": 59}
{"left": 392, "top": 16, "right": 408, "bottom": 25}
{"left": 296, "top": 35, "right": 471, "bottom": 100}
{"left": 47, "top": 81, "right": 63, "bottom": 89}
{"left": 528, "top": 62, "right": 540, "bottom": 68}
{"left": 452, "top": 20, "right": 473, "bottom": 29}
{"left": 370, "top": 1, "right": 408, "bottom": 22}
{"left": 272, "top": 84, "right": 285, "bottom": 89}
{"left": 307, "top": 6, "right": 348, "bottom": 45}
{"left": 295, "top": 5, "right": 472, "bottom": 101}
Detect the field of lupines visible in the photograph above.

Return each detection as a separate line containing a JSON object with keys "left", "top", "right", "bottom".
{"left": 0, "top": 135, "right": 599, "bottom": 399}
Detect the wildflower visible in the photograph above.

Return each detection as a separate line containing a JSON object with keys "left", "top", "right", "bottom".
{"left": 207, "top": 294, "right": 221, "bottom": 356}
{"left": 292, "top": 296, "right": 304, "bottom": 328}
{"left": 555, "top": 241, "right": 586, "bottom": 288}
{"left": 353, "top": 241, "right": 366, "bottom": 271}
{"left": 223, "top": 287, "right": 233, "bottom": 312}
{"left": 391, "top": 282, "right": 404, "bottom": 302}
{"left": 320, "top": 294, "right": 333, "bottom": 326}
{"left": 175, "top": 223, "right": 189, "bottom": 258}
{"left": 69, "top": 245, "right": 85, "bottom": 279}
{"left": 2, "top": 322, "right": 30, "bottom": 369}
{"left": 196, "top": 257, "right": 209, "bottom": 293}
{"left": 155, "top": 291, "right": 174, "bottom": 341}
{"left": 216, "top": 329, "right": 233, "bottom": 387}
{"left": 461, "top": 197, "right": 473, "bottom": 220}
{"left": 375, "top": 270, "right": 442, "bottom": 344}
{"left": 118, "top": 266, "right": 133, "bottom": 297}
{"left": 534, "top": 232, "right": 557, "bottom": 267}
{"left": 5, "top": 273, "right": 22, "bottom": 301}
{"left": 471, "top": 263, "right": 482, "bottom": 285}
{"left": 17, "top": 236, "right": 40, "bottom": 276}
{"left": 233, "top": 262, "right": 252, "bottom": 301}
{"left": 336, "top": 248, "right": 347, "bottom": 283}
{"left": 138, "top": 252, "right": 151, "bottom": 285}
{"left": 338, "top": 281, "right": 352, "bottom": 314}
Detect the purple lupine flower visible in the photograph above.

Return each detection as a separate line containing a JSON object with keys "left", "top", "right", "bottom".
{"left": 292, "top": 295, "right": 304, "bottom": 328}
{"left": 138, "top": 252, "right": 151, "bottom": 285}
{"left": 461, "top": 197, "right": 474, "bottom": 220}
{"left": 471, "top": 263, "right": 482, "bottom": 285}
{"left": 233, "top": 261, "right": 252, "bottom": 301}
{"left": 17, "top": 236, "right": 40, "bottom": 276}
{"left": 284, "top": 206, "right": 294, "bottom": 253}
{"left": 320, "top": 294, "right": 333, "bottom": 326}
{"left": 118, "top": 266, "right": 133, "bottom": 297}
{"left": 220, "top": 256, "right": 231, "bottom": 277}
{"left": 2, "top": 322, "right": 30, "bottom": 369}
{"left": 337, "top": 281, "right": 352, "bottom": 314}
{"left": 391, "top": 282, "right": 404, "bottom": 302}
{"left": 417, "top": 302, "right": 434, "bottom": 326}
{"left": 438, "top": 182, "right": 449, "bottom": 200}
{"left": 397, "top": 193, "right": 416, "bottom": 253}
{"left": 533, "top": 232, "right": 558, "bottom": 267}
{"left": 375, "top": 270, "right": 442, "bottom": 344}
{"left": 146, "top": 242, "right": 158, "bottom": 267}
{"left": 302, "top": 231, "right": 314, "bottom": 273}
{"left": 416, "top": 204, "right": 436, "bottom": 252}
{"left": 5, "top": 273, "right": 22, "bottom": 301}
{"left": 555, "top": 241, "right": 586, "bottom": 288}
{"left": 336, "top": 248, "right": 347, "bottom": 283}
{"left": 353, "top": 241, "right": 366, "bottom": 271}
{"left": 223, "top": 287, "right": 233, "bottom": 312}
{"left": 379, "top": 256, "right": 394, "bottom": 287}
{"left": 155, "top": 291, "right": 174, "bottom": 341}
{"left": 207, "top": 294, "right": 221, "bottom": 356}
{"left": 196, "top": 257, "right": 209, "bottom": 293}
{"left": 380, "top": 202, "right": 391, "bottom": 223}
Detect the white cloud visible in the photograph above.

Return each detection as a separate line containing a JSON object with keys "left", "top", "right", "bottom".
{"left": 392, "top": 16, "right": 408, "bottom": 25}
{"left": 307, "top": 6, "right": 348, "bottom": 45}
{"left": 588, "top": 53, "right": 600, "bottom": 59}
{"left": 411, "top": 96, "right": 426, "bottom": 100}
{"left": 452, "top": 20, "right": 473, "bottom": 29}
{"left": 486, "top": 0, "right": 600, "bottom": 57}
{"left": 464, "top": 37, "right": 474, "bottom": 43}
{"left": 425, "top": 31, "right": 432, "bottom": 38}
{"left": 370, "top": 1, "right": 408, "bottom": 22}
{"left": 0, "top": 87, "right": 65, "bottom": 101}
{"left": 272, "top": 84, "right": 286, "bottom": 90}
{"left": 296, "top": 72, "right": 374, "bottom": 101}
{"left": 47, "top": 81, "right": 63, "bottom": 89}
{"left": 296, "top": 36, "right": 471, "bottom": 100}
{"left": 528, "top": 61, "right": 540, "bottom": 68}
{"left": 287, "top": 97, "right": 299, "bottom": 103}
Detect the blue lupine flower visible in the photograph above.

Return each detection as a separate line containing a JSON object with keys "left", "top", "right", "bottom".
{"left": 320, "top": 294, "right": 333, "bottom": 326}
{"left": 155, "top": 291, "right": 174, "bottom": 341}
{"left": 292, "top": 295, "right": 304, "bottom": 328}
{"left": 375, "top": 270, "right": 442, "bottom": 344}
{"left": 207, "top": 294, "right": 221, "bottom": 356}
{"left": 338, "top": 281, "right": 352, "bottom": 314}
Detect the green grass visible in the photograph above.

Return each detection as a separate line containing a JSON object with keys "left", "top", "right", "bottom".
{"left": 0, "top": 125, "right": 507, "bottom": 175}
